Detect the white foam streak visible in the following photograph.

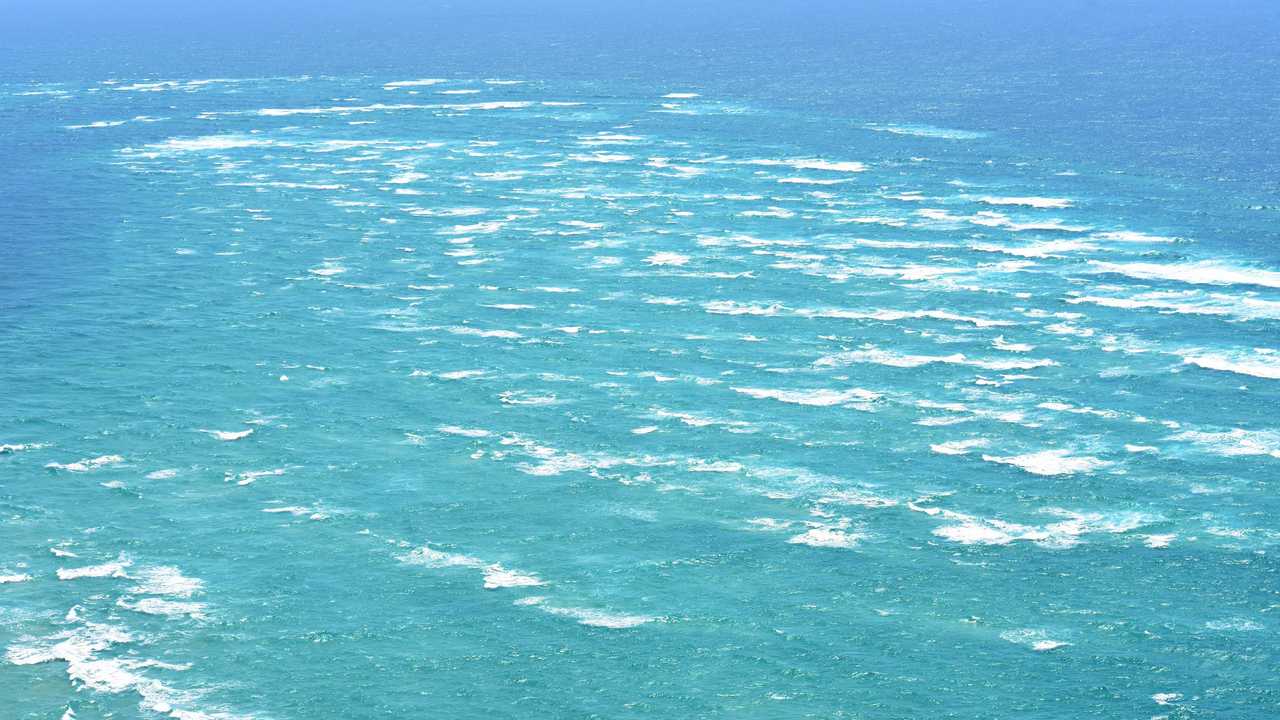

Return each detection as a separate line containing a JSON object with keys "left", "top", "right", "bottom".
{"left": 815, "top": 345, "right": 1056, "bottom": 371}
{"left": 981, "top": 450, "right": 1110, "bottom": 476}
{"left": 45, "top": 455, "right": 124, "bottom": 472}
{"left": 1091, "top": 260, "right": 1280, "bottom": 289}
{"left": 732, "top": 387, "right": 880, "bottom": 406}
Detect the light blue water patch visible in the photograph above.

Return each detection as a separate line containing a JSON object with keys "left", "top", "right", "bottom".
{"left": 3, "top": 4, "right": 1280, "bottom": 719}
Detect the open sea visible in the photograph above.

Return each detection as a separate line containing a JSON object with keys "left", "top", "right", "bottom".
{"left": 2, "top": 2, "right": 1278, "bottom": 717}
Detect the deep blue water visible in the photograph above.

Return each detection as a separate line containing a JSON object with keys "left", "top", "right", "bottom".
{"left": 2, "top": 2, "right": 1278, "bottom": 718}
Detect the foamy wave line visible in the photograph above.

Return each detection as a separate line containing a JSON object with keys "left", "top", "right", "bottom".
{"left": 732, "top": 386, "right": 880, "bottom": 406}
{"left": 7, "top": 620, "right": 253, "bottom": 719}
{"left": 1168, "top": 428, "right": 1280, "bottom": 458}
{"left": 515, "top": 597, "right": 658, "bottom": 629}
{"left": 45, "top": 454, "right": 123, "bottom": 473}
{"left": 1180, "top": 350, "right": 1280, "bottom": 380}
{"left": 815, "top": 345, "right": 1056, "bottom": 371}
{"left": 865, "top": 123, "right": 986, "bottom": 140}
{"left": 399, "top": 545, "right": 545, "bottom": 589}
{"left": 981, "top": 449, "right": 1110, "bottom": 476}
{"left": 910, "top": 502, "right": 1153, "bottom": 549}
{"left": 977, "top": 196, "right": 1073, "bottom": 209}
{"left": 1091, "top": 260, "right": 1280, "bottom": 289}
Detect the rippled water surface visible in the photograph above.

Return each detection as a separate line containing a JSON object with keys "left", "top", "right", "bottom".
{"left": 3, "top": 3, "right": 1279, "bottom": 718}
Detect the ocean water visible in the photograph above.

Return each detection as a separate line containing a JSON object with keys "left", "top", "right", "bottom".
{"left": 3, "top": 2, "right": 1279, "bottom": 718}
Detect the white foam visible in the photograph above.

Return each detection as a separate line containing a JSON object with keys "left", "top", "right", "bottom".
{"left": 1180, "top": 350, "right": 1280, "bottom": 380}
{"left": 45, "top": 454, "right": 123, "bottom": 472}
{"left": 0, "top": 573, "right": 32, "bottom": 584}
{"left": 7, "top": 619, "right": 240, "bottom": 719}
{"left": 815, "top": 345, "right": 1056, "bottom": 371}
{"left": 1000, "top": 628, "right": 1069, "bottom": 651}
{"left": 134, "top": 135, "right": 272, "bottom": 153}
{"left": 66, "top": 119, "right": 129, "bottom": 129}
{"left": 569, "top": 152, "right": 632, "bottom": 163}
{"left": 0, "top": 442, "right": 46, "bottom": 454}
{"left": 865, "top": 124, "right": 985, "bottom": 140}
{"left": 146, "top": 469, "right": 178, "bottom": 480}
{"left": 384, "top": 78, "right": 447, "bottom": 89}
{"left": 518, "top": 597, "right": 656, "bottom": 628}
{"left": 197, "top": 429, "right": 253, "bottom": 441}
{"left": 797, "top": 307, "right": 1012, "bottom": 328}
{"left": 732, "top": 387, "right": 880, "bottom": 406}
{"left": 686, "top": 460, "right": 743, "bottom": 473}
{"left": 399, "top": 545, "right": 483, "bottom": 569}
{"left": 790, "top": 159, "right": 866, "bottom": 173}
{"left": 1091, "top": 260, "right": 1280, "bottom": 289}
{"left": 233, "top": 468, "right": 285, "bottom": 485}
{"left": 437, "top": 369, "right": 487, "bottom": 380}
{"left": 1168, "top": 428, "right": 1280, "bottom": 458}
{"left": 645, "top": 252, "right": 690, "bottom": 266}
{"left": 262, "top": 506, "right": 314, "bottom": 516}
{"left": 128, "top": 566, "right": 203, "bottom": 597}
{"left": 447, "top": 326, "right": 522, "bottom": 339}
{"left": 56, "top": 555, "right": 131, "bottom": 580}
{"left": 117, "top": 597, "right": 207, "bottom": 620}
{"left": 442, "top": 100, "right": 533, "bottom": 111}
{"left": 930, "top": 439, "right": 990, "bottom": 455}
{"left": 1204, "top": 618, "right": 1263, "bottom": 632}
{"left": 703, "top": 300, "right": 782, "bottom": 316}
{"left": 662, "top": 92, "right": 700, "bottom": 98}
{"left": 438, "top": 425, "right": 492, "bottom": 438}
{"left": 992, "top": 336, "right": 1035, "bottom": 353}
{"left": 257, "top": 102, "right": 428, "bottom": 116}
{"left": 482, "top": 564, "right": 546, "bottom": 589}
{"left": 388, "top": 171, "right": 428, "bottom": 184}
{"left": 1092, "top": 230, "right": 1179, "bottom": 244}
{"left": 981, "top": 450, "right": 1110, "bottom": 476}
{"left": 977, "top": 196, "right": 1072, "bottom": 209}
{"left": 787, "top": 526, "right": 863, "bottom": 549}
{"left": 1068, "top": 291, "right": 1280, "bottom": 321}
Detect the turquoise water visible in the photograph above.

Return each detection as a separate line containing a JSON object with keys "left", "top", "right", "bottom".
{"left": 3, "top": 3, "right": 1280, "bottom": 718}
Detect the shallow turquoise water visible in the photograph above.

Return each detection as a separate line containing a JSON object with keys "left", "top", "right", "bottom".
{"left": 3, "top": 4, "right": 1279, "bottom": 719}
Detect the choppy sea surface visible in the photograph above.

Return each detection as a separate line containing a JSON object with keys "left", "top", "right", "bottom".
{"left": 3, "top": 4, "right": 1279, "bottom": 718}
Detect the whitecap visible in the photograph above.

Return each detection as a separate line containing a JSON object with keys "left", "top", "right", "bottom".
{"left": 197, "top": 428, "right": 253, "bottom": 441}
{"left": 815, "top": 345, "right": 1056, "bottom": 371}
{"left": 117, "top": 597, "right": 207, "bottom": 620}
{"left": 1168, "top": 428, "right": 1280, "bottom": 458}
{"left": 482, "top": 564, "right": 546, "bottom": 589}
{"left": 732, "top": 386, "right": 880, "bottom": 406}
{"left": 930, "top": 439, "right": 990, "bottom": 455}
{"left": 0, "top": 442, "right": 46, "bottom": 454}
{"left": 398, "top": 545, "right": 483, "bottom": 569}
{"left": 438, "top": 425, "right": 492, "bottom": 438}
{"left": 977, "top": 196, "right": 1073, "bottom": 209}
{"left": 45, "top": 455, "right": 123, "bottom": 473}
{"left": 865, "top": 123, "right": 985, "bottom": 140}
{"left": 1090, "top": 260, "right": 1280, "bottom": 289}
{"left": 128, "top": 566, "right": 204, "bottom": 597}
{"left": 383, "top": 78, "right": 447, "bottom": 89}
{"left": 787, "top": 526, "right": 863, "bottom": 549}
{"left": 518, "top": 597, "right": 657, "bottom": 628}
{"left": 1000, "top": 628, "right": 1069, "bottom": 651}
{"left": 1180, "top": 350, "right": 1280, "bottom": 380}
{"left": 981, "top": 450, "right": 1110, "bottom": 476}
{"left": 57, "top": 555, "right": 131, "bottom": 580}
{"left": 686, "top": 460, "right": 743, "bottom": 473}
{"left": 644, "top": 252, "right": 690, "bottom": 266}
